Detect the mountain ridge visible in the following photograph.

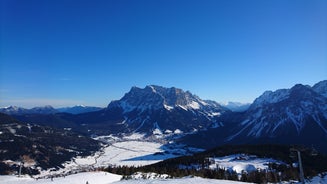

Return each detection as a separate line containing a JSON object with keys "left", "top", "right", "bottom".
{"left": 4, "top": 81, "right": 327, "bottom": 153}
{"left": 101, "top": 85, "right": 229, "bottom": 135}
{"left": 0, "top": 105, "right": 103, "bottom": 115}
{"left": 180, "top": 80, "right": 327, "bottom": 153}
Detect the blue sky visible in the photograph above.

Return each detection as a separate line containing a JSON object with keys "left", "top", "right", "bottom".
{"left": 1, "top": 0, "right": 326, "bottom": 108}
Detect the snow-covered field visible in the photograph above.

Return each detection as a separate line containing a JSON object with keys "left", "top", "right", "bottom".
{"left": 91, "top": 134, "right": 202, "bottom": 167}
{"left": 0, "top": 172, "right": 121, "bottom": 184}
{"left": 1, "top": 172, "right": 327, "bottom": 184}
{"left": 91, "top": 140, "right": 173, "bottom": 167}
{"left": 209, "top": 154, "right": 285, "bottom": 174}
{"left": 0, "top": 173, "right": 251, "bottom": 184}
{"left": 113, "top": 177, "right": 253, "bottom": 184}
{"left": 36, "top": 134, "right": 203, "bottom": 177}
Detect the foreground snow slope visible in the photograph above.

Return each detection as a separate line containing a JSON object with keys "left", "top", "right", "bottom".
{"left": 113, "top": 177, "right": 252, "bottom": 184}
{"left": 0, "top": 172, "right": 121, "bottom": 184}
{"left": 1, "top": 172, "right": 326, "bottom": 184}
{"left": 0, "top": 174, "right": 251, "bottom": 184}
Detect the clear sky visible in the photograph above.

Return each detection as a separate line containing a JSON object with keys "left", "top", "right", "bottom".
{"left": 1, "top": 0, "right": 326, "bottom": 108}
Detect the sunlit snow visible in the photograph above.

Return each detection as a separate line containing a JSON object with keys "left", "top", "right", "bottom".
{"left": 208, "top": 154, "right": 284, "bottom": 174}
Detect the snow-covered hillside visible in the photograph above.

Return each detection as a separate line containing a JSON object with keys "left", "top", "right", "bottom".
{"left": 222, "top": 83, "right": 327, "bottom": 154}
{"left": 0, "top": 172, "right": 121, "bottom": 184}
{"left": 0, "top": 173, "right": 253, "bottom": 184}
{"left": 208, "top": 154, "right": 284, "bottom": 174}
{"left": 1, "top": 172, "right": 326, "bottom": 184}
{"left": 113, "top": 176, "right": 253, "bottom": 184}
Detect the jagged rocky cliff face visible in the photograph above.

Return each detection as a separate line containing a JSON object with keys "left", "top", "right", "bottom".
{"left": 103, "top": 85, "right": 228, "bottom": 134}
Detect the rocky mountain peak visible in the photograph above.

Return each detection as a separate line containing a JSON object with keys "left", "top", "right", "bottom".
{"left": 228, "top": 81, "right": 327, "bottom": 142}
{"left": 250, "top": 88, "right": 290, "bottom": 110}
{"left": 313, "top": 80, "right": 327, "bottom": 98}
{"left": 108, "top": 85, "right": 214, "bottom": 112}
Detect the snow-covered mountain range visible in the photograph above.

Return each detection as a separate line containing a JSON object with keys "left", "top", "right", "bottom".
{"left": 0, "top": 105, "right": 103, "bottom": 115}
{"left": 1, "top": 80, "right": 327, "bottom": 182}
{"left": 71, "top": 85, "right": 229, "bottom": 135}
{"left": 232, "top": 83, "right": 327, "bottom": 138}
{"left": 110, "top": 85, "right": 228, "bottom": 133}
{"left": 108, "top": 85, "right": 221, "bottom": 112}
{"left": 3, "top": 81, "right": 327, "bottom": 153}
{"left": 182, "top": 80, "right": 327, "bottom": 153}
{"left": 0, "top": 105, "right": 58, "bottom": 115}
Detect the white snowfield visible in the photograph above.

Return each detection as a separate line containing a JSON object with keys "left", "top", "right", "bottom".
{"left": 209, "top": 154, "right": 285, "bottom": 174}
{"left": 1, "top": 172, "right": 326, "bottom": 184}
{"left": 113, "top": 177, "right": 253, "bottom": 184}
{"left": 0, "top": 173, "right": 251, "bottom": 184}
{"left": 35, "top": 134, "right": 202, "bottom": 178}
{"left": 93, "top": 141, "right": 172, "bottom": 167}
{"left": 0, "top": 172, "right": 121, "bottom": 184}
{"left": 73, "top": 139, "right": 200, "bottom": 168}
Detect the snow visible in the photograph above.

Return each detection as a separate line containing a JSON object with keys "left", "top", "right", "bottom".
{"left": 188, "top": 101, "right": 200, "bottom": 109}
{"left": 0, "top": 172, "right": 121, "bottom": 184}
{"left": 153, "top": 128, "right": 163, "bottom": 135}
{"left": 163, "top": 104, "right": 174, "bottom": 111}
{"left": 177, "top": 101, "right": 201, "bottom": 110}
{"left": 57, "top": 141, "right": 172, "bottom": 170}
{"left": 312, "top": 80, "right": 327, "bottom": 98}
{"left": 198, "top": 100, "right": 208, "bottom": 106}
{"left": 8, "top": 127, "right": 16, "bottom": 134}
{"left": 210, "top": 112, "right": 221, "bottom": 117}
{"left": 164, "top": 129, "right": 172, "bottom": 134}
{"left": 231, "top": 164, "right": 256, "bottom": 174}
{"left": 252, "top": 89, "right": 289, "bottom": 108}
{"left": 95, "top": 135, "right": 122, "bottom": 143}
{"left": 308, "top": 174, "right": 327, "bottom": 184}
{"left": 2, "top": 172, "right": 327, "bottom": 184}
{"left": 122, "top": 133, "right": 145, "bottom": 140}
{"left": 209, "top": 154, "right": 284, "bottom": 174}
{"left": 149, "top": 85, "right": 157, "bottom": 93}
{"left": 285, "top": 107, "right": 305, "bottom": 134}
{"left": 174, "top": 129, "right": 183, "bottom": 134}
{"left": 95, "top": 141, "right": 170, "bottom": 167}
{"left": 41, "top": 137, "right": 196, "bottom": 177}
{"left": 178, "top": 105, "right": 188, "bottom": 111}
{"left": 0, "top": 174, "right": 252, "bottom": 184}
{"left": 114, "top": 177, "right": 251, "bottom": 184}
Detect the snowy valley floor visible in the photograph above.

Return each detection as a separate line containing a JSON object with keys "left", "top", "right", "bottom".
{"left": 34, "top": 134, "right": 203, "bottom": 178}
{"left": 1, "top": 134, "right": 327, "bottom": 184}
